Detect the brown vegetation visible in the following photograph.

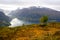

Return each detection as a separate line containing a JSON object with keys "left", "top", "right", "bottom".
{"left": 0, "top": 22, "right": 60, "bottom": 40}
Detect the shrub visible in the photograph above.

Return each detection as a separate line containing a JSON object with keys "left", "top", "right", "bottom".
{"left": 40, "top": 16, "right": 48, "bottom": 27}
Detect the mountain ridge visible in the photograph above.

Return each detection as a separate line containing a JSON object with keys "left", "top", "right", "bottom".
{"left": 0, "top": 10, "right": 11, "bottom": 26}
{"left": 9, "top": 6, "right": 60, "bottom": 24}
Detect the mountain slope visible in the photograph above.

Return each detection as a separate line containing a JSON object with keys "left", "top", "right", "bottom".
{"left": 0, "top": 11, "right": 11, "bottom": 26}
{"left": 9, "top": 6, "right": 60, "bottom": 23}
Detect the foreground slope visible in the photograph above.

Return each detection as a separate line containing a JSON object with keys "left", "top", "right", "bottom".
{"left": 0, "top": 23, "right": 60, "bottom": 40}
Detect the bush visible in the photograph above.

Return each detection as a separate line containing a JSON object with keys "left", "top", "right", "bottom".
{"left": 40, "top": 16, "right": 48, "bottom": 27}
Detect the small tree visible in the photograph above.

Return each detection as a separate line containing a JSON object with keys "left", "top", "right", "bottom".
{"left": 40, "top": 16, "right": 48, "bottom": 26}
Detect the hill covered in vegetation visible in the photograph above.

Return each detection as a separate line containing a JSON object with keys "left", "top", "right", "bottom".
{"left": 9, "top": 6, "right": 60, "bottom": 24}
{"left": 0, "top": 11, "right": 11, "bottom": 27}
{"left": 0, "top": 22, "right": 60, "bottom": 40}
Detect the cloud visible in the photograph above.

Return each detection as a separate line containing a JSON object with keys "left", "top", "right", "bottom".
{"left": 10, "top": 18, "right": 24, "bottom": 27}
{"left": 0, "top": 0, "right": 60, "bottom": 10}
{"left": 9, "top": 6, "right": 60, "bottom": 24}
{"left": 0, "top": 0, "right": 36, "bottom": 6}
{"left": 0, "top": 0, "right": 20, "bottom": 5}
{"left": 0, "top": 0, "right": 60, "bottom": 6}
{"left": 0, "top": 4, "right": 19, "bottom": 10}
{"left": 44, "top": 0, "right": 60, "bottom": 5}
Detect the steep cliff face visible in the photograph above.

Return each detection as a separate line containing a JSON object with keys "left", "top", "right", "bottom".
{"left": 0, "top": 11, "right": 11, "bottom": 27}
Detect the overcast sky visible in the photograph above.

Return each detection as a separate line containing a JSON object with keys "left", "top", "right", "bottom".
{"left": 0, "top": 0, "right": 59, "bottom": 27}
{"left": 0, "top": 0, "right": 60, "bottom": 11}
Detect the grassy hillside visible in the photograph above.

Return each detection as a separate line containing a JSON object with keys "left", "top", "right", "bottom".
{"left": 0, "top": 22, "right": 60, "bottom": 40}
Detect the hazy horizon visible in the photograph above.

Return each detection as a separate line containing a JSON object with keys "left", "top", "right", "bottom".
{"left": 0, "top": 0, "right": 60, "bottom": 11}
{"left": 0, "top": 0, "right": 60, "bottom": 27}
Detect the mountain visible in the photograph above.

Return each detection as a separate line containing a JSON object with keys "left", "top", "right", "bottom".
{"left": 9, "top": 6, "right": 60, "bottom": 24}
{"left": 0, "top": 11, "right": 11, "bottom": 27}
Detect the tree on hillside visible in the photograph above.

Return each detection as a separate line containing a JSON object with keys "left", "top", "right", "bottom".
{"left": 40, "top": 16, "right": 48, "bottom": 26}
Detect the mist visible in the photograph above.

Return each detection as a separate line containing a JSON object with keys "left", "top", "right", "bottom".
{"left": 0, "top": 0, "right": 60, "bottom": 27}
{"left": 6, "top": 6, "right": 60, "bottom": 27}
